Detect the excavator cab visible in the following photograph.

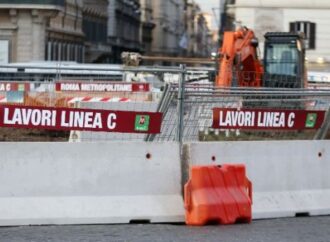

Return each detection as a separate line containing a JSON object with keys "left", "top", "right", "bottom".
{"left": 263, "top": 32, "right": 306, "bottom": 88}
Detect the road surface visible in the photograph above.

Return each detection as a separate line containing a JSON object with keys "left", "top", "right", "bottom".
{"left": 0, "top": 216, "right": 329, "bottom": 242}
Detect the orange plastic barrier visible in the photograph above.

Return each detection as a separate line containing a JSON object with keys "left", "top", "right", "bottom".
{"left": 184, "top": 164, "right": 252, "bottom": 225}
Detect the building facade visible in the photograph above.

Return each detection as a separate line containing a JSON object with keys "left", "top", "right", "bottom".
{"left": 108, "top": 0, "right": 142, "bottom": 63}
{"left": 186, "top": 1, "right": 199, "bottom": 57}
{"left": 0, "top": 0, "right": 64, "bottom": 63}
{"left": 47, "top": 0, "right": 84, "bottom": 62}
{"left": 0, "top": 0, "right": 86, "bottom": 63}
{"left": 151, "top": 0, "right": 185, "bottom": 57}
{"left": 186, "top": 2, "right": 214, "bottom": 57}
{"left": 140, "top": 0, "right": 155, "bottom": 55}
{"left": 186, "top": 1, "right": 212, "bottom": 58}
{"left": 227, "top": 0, "right": 330, "bottom": 62}
{"left": 83, "top": 0, "right": 110, "bottom": 63}
{"left": 0, "top": 0, "right": 218, "bottom": 64}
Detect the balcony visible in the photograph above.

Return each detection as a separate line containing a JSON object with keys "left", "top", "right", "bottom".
{"left": 0, "top": 0, "right": 65, "bottom": 7}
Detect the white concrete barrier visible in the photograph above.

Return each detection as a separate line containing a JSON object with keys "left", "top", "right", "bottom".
{"left": 0, "top": 142, "right": 184, "bottom": 226}
{"left": 184, "top": 140, "right": 330, "bottom": 219}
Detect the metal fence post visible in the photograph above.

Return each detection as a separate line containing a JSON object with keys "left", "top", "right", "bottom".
{"left": 314, "top": 106, "right": 330, "bottom": 140}
{"left": 178, "top": 64, "right": 186, "bottom": 197}
{"left": 177, "top": 64, "right": 186, "bottom": 144}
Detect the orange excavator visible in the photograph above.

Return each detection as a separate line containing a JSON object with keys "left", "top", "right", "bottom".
{"left": 216, "top": 26, "right": 306, "bottom": 88}
{"left": 216, "top": 26, "right": 263, "bottom": 87}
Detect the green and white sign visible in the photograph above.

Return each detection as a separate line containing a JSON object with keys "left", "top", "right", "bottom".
{"left": 134, "top": 115, "right": 150, "bottom": 131}
{"left": 305, "top": 113, "right": 317, "bottom": 128}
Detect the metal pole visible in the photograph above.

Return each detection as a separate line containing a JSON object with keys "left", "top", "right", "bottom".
{"left": 177, "top": 64, "right": 186, "bottom": 143}
{"left": 314, "top": 106, "right": 330, "bottom": 140}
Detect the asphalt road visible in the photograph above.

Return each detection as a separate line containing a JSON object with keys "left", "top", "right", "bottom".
{"left": 0, "top": 216, "right": 330, "bottom": 242}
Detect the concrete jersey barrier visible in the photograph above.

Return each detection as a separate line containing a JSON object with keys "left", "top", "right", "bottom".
{"left": 183, "top": 140, "right": 330, "bottom": 219}
{"left": 0, "top": 142, "right": 184, "bottom": 226}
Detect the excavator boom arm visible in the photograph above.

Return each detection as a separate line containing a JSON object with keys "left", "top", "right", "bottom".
{"left": 216, "top": 27, "right": 263, "bottom": 87}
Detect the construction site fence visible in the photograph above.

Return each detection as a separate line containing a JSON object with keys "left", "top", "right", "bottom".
{"left": 0, "top": 64, "right": 188, "bottom": 142}
{"left": 0, "top": 65, "right": 329, "bottom": 142}
{"left": 164, "top": 84, "right": 330, "bottom": 143}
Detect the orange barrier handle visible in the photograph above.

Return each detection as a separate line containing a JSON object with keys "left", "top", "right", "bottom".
{"left": 246, "top": 178, "right": 253, "bottom": 204}
{"left": 184, "top": 181, "right": 192, "bottom": 211}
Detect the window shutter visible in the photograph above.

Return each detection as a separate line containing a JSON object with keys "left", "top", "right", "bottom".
{"left": 309, "top": 22, "right": 316, "bottom": 49}
{"left": 289, "top": 22, "right": 296, "bottom": 32}
{"left": 289, "top": 21, "right": 316, "bottom": 50}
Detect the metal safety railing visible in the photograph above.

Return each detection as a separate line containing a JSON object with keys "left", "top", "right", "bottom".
{"left": 0, "top": 64, "right": 330, "bottom": 142}
{"left": 153, "top": 83, "right": 330, "bottom": 142}
{"left": 0, "top": 64, "right": 189, "bottom": 141}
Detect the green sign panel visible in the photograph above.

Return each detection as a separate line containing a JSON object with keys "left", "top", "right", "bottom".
{"left": 305, "top": 113, "right": 317, "bottom": 128}
{"left": 134, "top": 115, "right": 150, "bottom": 131}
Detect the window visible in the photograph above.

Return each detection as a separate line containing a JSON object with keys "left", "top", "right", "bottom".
{"left": 83, "top": 18, "right": 107, "bottom": 43}
{"left": 46, "top": 41, "right": 52, "bottom": 61}
{"left": 265, "top": 43, "right": 298, "bottom": 76}
{"left": 290, "top": 21, "right": 316, "bottom": 49}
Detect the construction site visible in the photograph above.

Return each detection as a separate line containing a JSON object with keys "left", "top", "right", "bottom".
{"left": 0, "top": 1, "right": 330, "bottom": 241}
